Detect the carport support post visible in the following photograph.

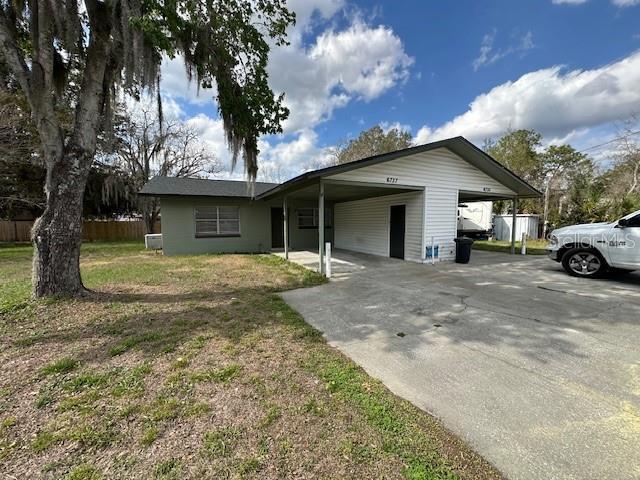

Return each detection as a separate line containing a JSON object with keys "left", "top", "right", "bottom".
{"left": 283, "top": 196, "right": 289, "bottom": 260}
{"left": 318, "top": 180, "right": 325, "bottom": 275}
{"left": 510, "top": 197, "right": 518, "bottom": 254}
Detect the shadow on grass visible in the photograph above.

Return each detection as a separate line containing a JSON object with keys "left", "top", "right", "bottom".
{"left": 13, "top": 287, "right": 323, "bottom": 364}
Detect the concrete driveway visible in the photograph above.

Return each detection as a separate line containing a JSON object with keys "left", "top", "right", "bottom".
{"left": 279, "top": 250, "right": 640, "bottom": 480}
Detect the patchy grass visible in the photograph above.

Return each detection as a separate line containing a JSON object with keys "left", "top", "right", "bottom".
{"left": 154, "top": 458, "right": 181, "bottom": 480}
{"left": 140, "top": 425, "right": 159, "bottom": 446}
{"left": 41, "top": 357, "right": 79, "bottom": 375}
{"left": 0, "top": 242, "right": 501, "bottom": 480}
{"left": 473, "top": 239, "right": 548, "bottom": 255}
{"left": 202, "top": 426, "right": 241, "bottom": 458}
{"left": 189, "top": 364, "right": 242, "bottom": 383}
{"left": 64, "top": 463, "right": 102, "bottom": 480}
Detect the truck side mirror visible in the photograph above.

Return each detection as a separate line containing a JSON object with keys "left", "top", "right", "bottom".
{"left": 618, "top": 218, "right": 629, "bottom": 228}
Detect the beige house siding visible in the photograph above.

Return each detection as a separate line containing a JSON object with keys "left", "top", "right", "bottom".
{"left": 326, "top": 147, "right": 514, "bottom": 196}
{"left": 334, "top": 191, "right": 424, "bottom": 262}
{"left": 424, "top": 187, "right": 459, "bottom": 261}
{"left": 327, "top": 147, "right": 514, "bottom": 262}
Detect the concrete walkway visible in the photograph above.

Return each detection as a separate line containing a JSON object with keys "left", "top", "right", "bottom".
{"left": 279, "top": 249, "right": 640, "bottom": 480}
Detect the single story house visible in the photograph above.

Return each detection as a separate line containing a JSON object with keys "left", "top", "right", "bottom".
{"left": 140, "top": 136, "right": 540, "bottom": 272}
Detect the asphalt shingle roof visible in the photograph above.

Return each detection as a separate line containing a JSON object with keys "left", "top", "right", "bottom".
{"left": 139, "top": 177, "right": 279, "bottom": 198}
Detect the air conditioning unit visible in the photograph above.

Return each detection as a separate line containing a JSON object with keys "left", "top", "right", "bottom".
{"left": 145, "top": 233, "right": 163, "bottom": 250}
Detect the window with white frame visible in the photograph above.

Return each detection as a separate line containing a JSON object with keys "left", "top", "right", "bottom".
{"left": 297, "top": 208, "right": 332, "bottom": 229}
{"left": 195, "top": 206, "right": 240, "bottom": 237}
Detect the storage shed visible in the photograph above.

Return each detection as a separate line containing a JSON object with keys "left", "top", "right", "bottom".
{"left": 493, "top": 214, "right": 540, "bottom": 241}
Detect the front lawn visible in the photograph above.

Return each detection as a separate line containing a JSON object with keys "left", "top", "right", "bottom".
{"left": 0, "top": 242, "right": 500, "bottom": 480}
{"left": 472, "top": 239, "right": 548, "bottom": 255}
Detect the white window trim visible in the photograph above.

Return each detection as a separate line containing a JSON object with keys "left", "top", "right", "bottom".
{"left": 194, "top": 206, "right": 241, "bottom": 238}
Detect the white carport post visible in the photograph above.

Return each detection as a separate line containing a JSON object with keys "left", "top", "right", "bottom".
{"left": 283, "top": 196, "right": 289, "bottom": 260}
{"left": 510, "top": 197, "right": 518, "bottom": 254}
{"left": 318, "top": 180, "right": 325, "bottom": 275}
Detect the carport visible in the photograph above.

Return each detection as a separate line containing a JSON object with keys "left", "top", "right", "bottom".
{"left": 260, "top": 178, "right": 425, "bottom": 273}
{"left": 257, "top": 137, "right": 541, "bottom": 274}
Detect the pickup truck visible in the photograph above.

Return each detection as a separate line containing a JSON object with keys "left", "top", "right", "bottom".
{"left": 547, "top": 209, "right": 640, "bottom": 277}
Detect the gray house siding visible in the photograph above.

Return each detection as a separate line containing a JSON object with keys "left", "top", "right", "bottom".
{"left": 160, "top": 196, "right": 333, "bottom": 256}
{"left": 161, "top": 196, "right": 271, "bottom": 255}
{"left": 286, "top": 201, "right": 334, "bottom": 250}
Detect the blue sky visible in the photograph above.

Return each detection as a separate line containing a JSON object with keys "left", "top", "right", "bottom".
{"left": 158, "top": 0, "right": 640, "bottom": 181}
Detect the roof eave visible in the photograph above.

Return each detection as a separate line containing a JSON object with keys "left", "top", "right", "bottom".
{"left": 258, "top": 136, "right": 541, "bottom": 200}
{"left": 137, "top": 192, "right": 257, "bottom": 200}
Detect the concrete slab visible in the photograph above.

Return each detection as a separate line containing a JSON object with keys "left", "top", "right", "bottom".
{"left": 279, "top": 249, "right": 640, "bottom": 480}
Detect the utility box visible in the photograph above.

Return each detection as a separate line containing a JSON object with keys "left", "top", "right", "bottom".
{"left": 145, "top": 233, "right": 163, "bottom": 250}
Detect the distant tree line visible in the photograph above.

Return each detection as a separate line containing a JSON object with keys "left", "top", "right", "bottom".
{"left": 0, "top": 76, "right": 217, "bottom": 233}
{"left": 326, "top": 124, "right": 640, "bottom": 235}
{"left": 484, "top": 127, "right": 640, "bottom": 236}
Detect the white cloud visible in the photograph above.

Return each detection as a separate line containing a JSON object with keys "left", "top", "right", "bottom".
{"left": 123, "top": 92, "right": 185, "bottom": 121}
{"left": 310, "top": 20, "right": 412, "bottom": 101}
{"left": 269, "top": 18, "right": 413, "bottom": 132}
{"left": 380, "top": 121, "right": 412, "bottom": 133}
{"left": 183, "top": 114, "right": 230, "bottom": 169}
{"left": 415, "top": 51, "right": 640, "bottom": 145}
{"left": 156, "top": 1, "right": 412, "bottom": 180}
{"left": 472, "top": 30, "right": 534, "bottom": 71}
{"left": 160, "top": 56, "right": 215, "bottom": 106}
{"left": 182, "top": 113, "right": 333, "bottom": 180}
{"left": 286, "top": 0, "right": 345, "bottom": 41}
{"left": 261, "top": 129, "right": 331, "bottom": 173}
{"left": 552, "top": 0, "right": 639, "bottom": 5}
{"left": 552, "top": 0, "right": 588, "bottom": 4}
{"left": 159, "top": 2, "right": 412, "bottom": 132}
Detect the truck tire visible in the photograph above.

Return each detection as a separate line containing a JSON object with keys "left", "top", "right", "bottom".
{"left": 561, "top": 247, "right": 608, "bottom": 278}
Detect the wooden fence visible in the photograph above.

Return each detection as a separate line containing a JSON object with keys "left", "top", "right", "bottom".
{"left": 0, "top": 220, "right": 160, "bottom": 243}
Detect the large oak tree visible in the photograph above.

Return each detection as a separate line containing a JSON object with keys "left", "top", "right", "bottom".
{"left": 0, "top": 0, "right": 293, "bottom": 297}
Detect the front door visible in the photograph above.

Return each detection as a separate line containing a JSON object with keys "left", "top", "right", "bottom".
{"left": 271, "top": 207, "right": 284, "bottom": 249}
{"left": 389, "top": 205, "right": 406, "bottom": 259}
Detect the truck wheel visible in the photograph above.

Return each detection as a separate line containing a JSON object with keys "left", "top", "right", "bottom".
{"left": 561, "top": 248, "right": 608, "bottom": 278}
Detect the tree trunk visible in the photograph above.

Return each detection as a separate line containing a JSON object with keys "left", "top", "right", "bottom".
{"left": 140, "top": 197, "right": 160, "bottom": 234}
{"left": 144, "top": 211, "right": 155, "bottom": 235}
{"left": 31, "top": 148, "right": 92, "bottom": 297}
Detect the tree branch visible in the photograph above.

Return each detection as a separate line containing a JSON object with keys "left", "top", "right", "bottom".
{"left": 0, "top": 11, "right": 33, "bottom": 100}
{"left": 0, "top": 196, "right": 45, "bottom": 209}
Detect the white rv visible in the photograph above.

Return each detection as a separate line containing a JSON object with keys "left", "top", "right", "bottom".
{"left": 457, "top": 201, "right": 493, "bottom": 239}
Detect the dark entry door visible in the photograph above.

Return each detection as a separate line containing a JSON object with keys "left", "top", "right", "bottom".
{"left": 389, "top": 205, "right": 405, "bottom": 259}
{"left": 271, "top": 207, "right": 284, "bottom": 248}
